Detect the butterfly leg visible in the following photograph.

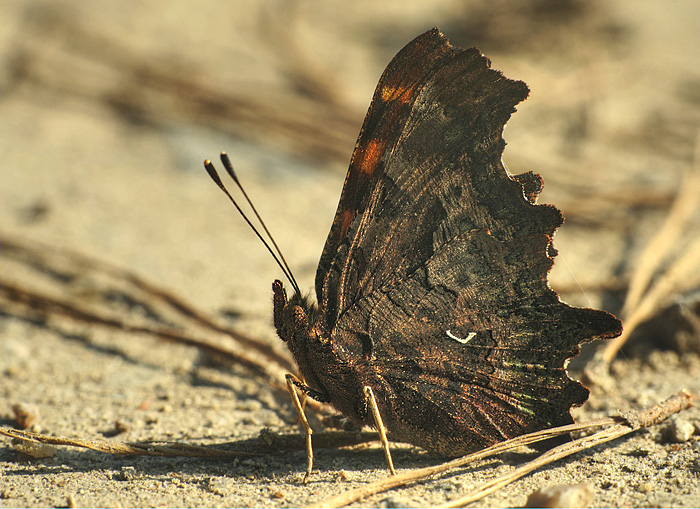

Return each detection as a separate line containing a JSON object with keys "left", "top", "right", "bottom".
{"left": 285, "top": 374, "right": 315, "bottom": 483}
{"left": 363, "top": 386, "right": 396, "bottom": 475}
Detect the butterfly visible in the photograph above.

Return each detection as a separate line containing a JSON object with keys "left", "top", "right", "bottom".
{"left": 206, "top": 27, "right": 622, "bottom": 477}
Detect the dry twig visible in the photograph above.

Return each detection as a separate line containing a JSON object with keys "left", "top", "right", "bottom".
{"left": 600, "top": 135, "right": 700, "bottom": 364}
{"left": 314, "top": 390, "right": 694, "bottom": 508}
{"left": 437, "top": 390, "right": 693, "bottom": 508}
{"left": 0, "top": 234, "right": 296, "bottom": 391}
{"left": 2, "top": 391, "right": 692, "bottom": 506}
{"left": 0, "top": 428, "right": 378, "bottom": 459}
{"left": 6, "top": 6, "right": 360, "bottom": 166}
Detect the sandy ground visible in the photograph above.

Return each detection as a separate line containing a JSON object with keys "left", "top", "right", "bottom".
{"left": 2, "top": 0, "right": 700, "bottom": 507}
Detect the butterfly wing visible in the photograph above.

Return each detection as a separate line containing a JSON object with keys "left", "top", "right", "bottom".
{"left": 316, "top": 28, "right": 557, "bottom": 331}
{"left": 332, "top": 228, "right": 619, "bottom": 453}
{"left": 314, "top": 28, "right": 621, "bottom": 453}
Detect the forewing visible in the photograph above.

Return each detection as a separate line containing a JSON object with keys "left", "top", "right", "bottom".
{"left": 315, "top": 28, "right": 453, "bottom": 306}
{"left": 316, "top": 28, "right": 560, "bottom": 333}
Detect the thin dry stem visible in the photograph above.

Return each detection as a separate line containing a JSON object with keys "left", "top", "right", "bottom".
{"left": 0, "top": 428, "right": 380, "bottom": 458}
{"left": 0, "top": 428, "right": 256, "bottom": 458}
{"left": 437, "top": 424, "right": 632, "bottom": 508}
{"left": 621, "top": 135, "right": 700, "bottom": 317}
{"left": 315, "top": 390, "right": 693, "bottom": 508}
{"left": 439, "top": 390, "right": 693, "bottom": 508}
{"left": 315, "top": 419, "right": 617, "bottom": 508}
{"left": 1, "top": 234, "right": 296, "bottom": 373}
{"left": 10, "top": 7, "right": 359, "bottom": 165}
{"left": 603, "top": 220, "right": 700, "bottom": 363}
{"left": 602, "top": 134, "right": 700, "bottom": 363}
{"left": 1, "top": 280, "right": 277, "bottom": 382}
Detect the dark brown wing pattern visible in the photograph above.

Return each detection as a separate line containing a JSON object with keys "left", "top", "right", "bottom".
{"left": 311, "top": 28, "right": 621, "bottom": 454}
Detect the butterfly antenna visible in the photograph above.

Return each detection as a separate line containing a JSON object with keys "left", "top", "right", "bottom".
{"left": 218, "top": 152, "right": 299, "bottom": 292}
{"left": 204, "top": 156, "right": 301, "bottom": 296}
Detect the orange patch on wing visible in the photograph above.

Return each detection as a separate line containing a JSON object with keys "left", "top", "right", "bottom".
{"left": 338, "top": 207, "right": 355, "bottom": 239}
{"left": 381, "top": 82, "right": 417, "bottom": 104}
{"left": 356, "top": 138, "right": 387, "bottom": 176}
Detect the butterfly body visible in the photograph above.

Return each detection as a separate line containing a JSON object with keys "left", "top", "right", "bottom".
{"left": 273, "top": 284, "right": 372, "bottom": 425}
{"left": 271, "top": 28, "right": 622, "bottom": 456}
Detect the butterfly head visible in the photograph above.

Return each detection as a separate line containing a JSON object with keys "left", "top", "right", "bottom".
{"left": 272, "top": 280, "right": 319, "bottom": 344}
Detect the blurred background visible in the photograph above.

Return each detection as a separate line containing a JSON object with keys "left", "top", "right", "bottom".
{"left": 2, "top": 0, "right": 699, "bottom": 316}
{"left": 1, "top": 1, "right": 700, "bottom": 505}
